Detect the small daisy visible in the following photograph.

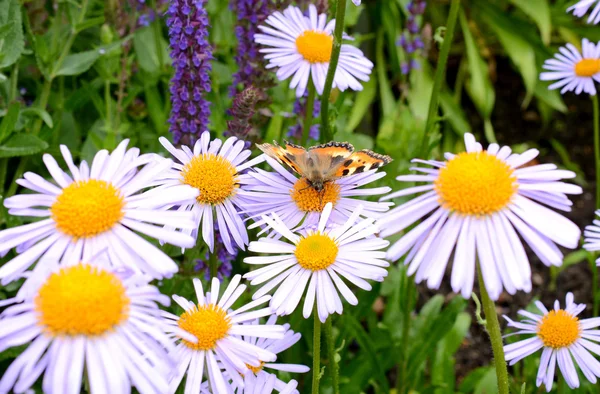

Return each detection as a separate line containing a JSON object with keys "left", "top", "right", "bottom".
{"left": 0, "top": 140, "right": 197, "bottom": 290}
{"left": 568, "top": 0, "right": 600, "bottom": 24}
{"left": 583, "top": 210, "right": 600, "bottom": 265}
{"left": 352, "top": 0, "right": 361, "bottom": 4}
{"left": 154, "top": 132, "right": 263, "bottom": 254}
{"left": 163, "top": 275, "right": 285, "bottom": 393}
{"left": 241, "top": 156, "right": 392, "bottom": 233}
{"left": 503, "top": 293, "right": 600, "bottom": 391}
{"left": 540, "top": 38, "right": 600, "bottom": 95}
{"left": 378, "top": 133, "right": 582, "bottom": 300}
{"left": 201, "top": 374, "right": 298, "bottom": 394}
{"left": 244, "top": 203, "right": 390, "bottom": 323}
{"left": 255, "top": 4, "right": 374, "bottom": 97}
{"left": 0, "top": 261, "right": 175, "bottom": 394}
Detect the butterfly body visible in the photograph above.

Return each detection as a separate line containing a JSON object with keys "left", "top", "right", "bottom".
{"left": 256, "top": 141, "right": 392, "bottom": 192}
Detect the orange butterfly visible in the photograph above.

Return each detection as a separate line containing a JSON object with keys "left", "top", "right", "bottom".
{"left": 256, "top": 141, "right": 392, "bottom": 192}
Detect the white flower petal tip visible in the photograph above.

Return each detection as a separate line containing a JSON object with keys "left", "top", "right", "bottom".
{"left": 0, "top": 262, "right": 174, "bottom": 394}
{"left": 165, "top": 277, "right": 288, "bottom": 394}
{"left": 352, "top": 0, "right": 362, "bottom": 5}
{"left": 0, "top": 142, "right": 198, "bottom": 290}
{"left": 255, "top": 5, "right": 373, "bottom": 97}
{"left": 540, "top": 38, "right": 600, "bottom": 96}
{"left": 379, "top": 133, "right": 581, "bottom": 300}
{"left": 244, "top": 204, "right": 389, "bottom": 322}
{"left": 503, "top": 293, "right": 600, "bottom": 392}
{"left": 568, "top": 0, "right": 600, "bottom": 25}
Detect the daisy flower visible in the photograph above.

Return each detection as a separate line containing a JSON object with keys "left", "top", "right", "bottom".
{"left": 583, "top": 210, "right": 600, "bottom": 265}
{"left": 352, "top": 0, "right": 361, "bottom": 4}
{"left": 568, "top": 0, "right": 600, "bottom": 24}
{"left": 378, "top": 133, "right": 582, "bottom": 300}
{"left": 244, "top": 203, "right": 390, "bottom": 323}
{"left": 241, "top": 156, "right": 392, "bottom": 233}
{"left": 255, "top": 4, "right": 374, "bottom": 97}
{"left": 0, "top": 261, "right": 175, "bottom": 394}
{"left": 540, "top": 38, "right": 600, "bottom": 95}
{"left": 503, "top": 293, "right": 600, "bottom": 391}
{"left": 234, "top": 374, "right": 299, "bottom": 394}
{"left": 0, "top": 140, "right": 197, "bottom": 291}
{"left": 163, "top": 275, "right": 285, "bottom": 393}
{"left": 154, "top": 132, "right": 263, "bottom": 254}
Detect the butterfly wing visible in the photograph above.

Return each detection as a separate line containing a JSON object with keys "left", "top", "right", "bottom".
{"left": 256, "top": 141, "right": 310, "bottom": 176}
{"left": 333, "top": 149, "right": 393, "bottom": 177}
{"left": 307, "top": 142, "right": 355, "bottom": 180}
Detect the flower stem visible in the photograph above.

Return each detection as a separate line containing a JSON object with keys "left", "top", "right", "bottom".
{"left": 477, "top": 267, "right": 509, "bottom": 394}
{"left": 420, "top": 0, "right": 461, "bottom": 156}
{"left": 312, "top": 308, "right": 322, "bottom": 394}
{"left": 319, "top": 0, "right": 347, "bottom": 142}
{"left": 209, "top": 251, "right": 218, "bottom": 279}
{"left": 593, "top": 94, "right": 600, "bottom": 209}
{"left": 324, "top": 317, "right": 339, "bottom": 394}
{"left": 302, "top": 82, "right": 316, "bottom": 146}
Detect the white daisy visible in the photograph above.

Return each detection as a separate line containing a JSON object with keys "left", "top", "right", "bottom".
{"left": 0, "top": 261, "right": 175, "bottom": 394}
{"left": 378, "top": 133, "right": 582, "bottom": 300}
{"left": 153, "top": 132, "right": 263, "bottom": 254}
{"left": 540, "top": 38, "right": 600, "bottom": 95}
{"left": 240, "top": 156, "right": 392, "bottom": 233}
{"left": 568, "top": 0, "right": 600, "bottom": 24}
{"left": 352, "top": 0, "right": 362, "bottom": 5}
{"left": 583, "top": 210, "right": 600, "bottom": 265}
{"left": 255, "top": 4, "right": 374, "bottom": 97}
{"left": 244, "top": 203, "right": 390, "bottom": 323}
{"left": 0, "top": 140, "right": 197, "bottom": 292}
{"left": 200, "top": 374, "right": 298, "bottom": 394}
{"left": 163, "top": 275, "right": 285, "bottom": 394}
{"left": 503, "top": 293, "right": 600, "bottom": 391}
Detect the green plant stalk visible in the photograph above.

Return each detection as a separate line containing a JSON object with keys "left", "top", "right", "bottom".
{"left": 312, "top": 308, "right": 322, "bottom": 394}
{"left": 209, "top": 251, "right": 218, "bottom": 279}
{"left": 319, "top": 0, "right": 348, "bottom": 142}
{"left": 302, "top": 83, "right": 317, "bottom": 146}
{"left": 477, "top": 268, "right": 509, "bottom": 394}
{"left": 150, "top": 0, "right": 165, "bottom": 70}
{"left": 593, "top": 94, "right": 600, "bottom": 209}
{"left": 324, "top": 317, "right": 339, "bottom": 394}
{"left": 420, "top": 0, "right": 461, "bottom": 156}
{"left": 395, "top": 278, "right": 415, "bottom": 394}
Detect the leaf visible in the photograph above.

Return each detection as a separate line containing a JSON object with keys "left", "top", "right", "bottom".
{"left": 0, "top": 0, "right": 25, "bottom": 68}
{"left": 534, "top": 81, "right": 567, "bottom": 113}
{"left": 54, "top": 49, "right": 102, "bottom": 77}
{"left": 0, "top": 101, "right": 20, "bottom": 143}
{"left": 20, "top": 108, "right": 54, "bottom": 129}
{"left": 347, "top": 76, "right": 376, "bottom": 132}
{"left": 134, "top": 26, "right": 169, "bottom": 74}
{"left": 459, "top": 11, "right": 495, "bottom": 118}
{"left": 510, "top": 0, "right": 551, "bottom": 45}
{"left": 0, "top": 133, "right": 48, "bottom": 158}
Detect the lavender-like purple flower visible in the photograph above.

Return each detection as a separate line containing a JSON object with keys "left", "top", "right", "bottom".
{"left": 229, "top": 0, "right": 274, "bottom": 96}
{"left": 287, "top": 91, "right": 320, "bottom": 142}
{"left": 398, "top": 0, "right": 427, "bottom": 75}
{"left": 194, "top": 230, "right": 236, "bottom": 280}
{"left": 166, "top": 0, "right": 213, "bottom": 145}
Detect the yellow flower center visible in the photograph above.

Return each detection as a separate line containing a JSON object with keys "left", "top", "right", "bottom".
{"left": 246, "top": 362, "right": 266, "bottom": 374}
{"left": 574, "top": 58, "right": 600, "bottom": 77}
{"left": 295, "top": 233, "right": 338, "bottom": 271}
{"left": 51, "top": 180, "right": 125, "bottom": 238}
{"left": 178, "top": 304, "right": 232, "bottom": 351}
{"left": 181, "top": 154, "right": 238, "bottom": 205}
{"left": 537, "top": 309, "right": 581, "bottom": 349}
{"left": 35, "top": 264, "right": 130, "bottom": 336}
{"left": 291, "top": 177, "right": 340, "bottom": 213}
{"left": 434, "top": 151, "right": 517, "bottom": 216}
{"left": 295, "top": 30, "right": 333, "bottom": 63}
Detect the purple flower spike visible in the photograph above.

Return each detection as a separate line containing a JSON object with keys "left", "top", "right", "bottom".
{"left": 166, "top": 0, "right": 213, "bottom": 145}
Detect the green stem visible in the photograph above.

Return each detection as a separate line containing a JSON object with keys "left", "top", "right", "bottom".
{"left": 319, "top": 0, "right": 347, "bottom": 142}
{"left": 477, "top": 267, "right": 509, "bottom": 394}
{"left": 6, "top": 158, "right": 28, "bottom": 198}
{"left": 302, "top": 82, "right": 316, "bottom": 146}
{"left": 209, "top": 251, "right": 218, "bottom": 279}
{"left": 312, "top": 308, "right": 322, "bottom": 394}
{"left": 150, "top": 0, "right": 165, "bottom": 70}
{"left": 32, "top": 79, "right": 52, "bottom": 135}
{"left": 324, "top": 317, "right": 339, "bottom": 394}
{"left": 593, "top": 94, "right": 600, "bottom": 209}
{"left": 10, "top": 62, "right": 19, "bottom": 101}
{"left": 105, "top": 81, "right": 115, "bottom": 149}
{"left": 420, "top": 0, "right": 461, "bottom": 156}
{"left": 395, "top": 277, "right": 415, "bottom": 393}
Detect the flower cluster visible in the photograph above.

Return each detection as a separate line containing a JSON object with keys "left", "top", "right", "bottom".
{"left": 287, "top": 91, "right": 321, "bottom": 142}
{"left": 397, "top": 0, "right": 427, "bottom": 75}
{"left": 166, "top": 0, "right": 213, "bottom": 145}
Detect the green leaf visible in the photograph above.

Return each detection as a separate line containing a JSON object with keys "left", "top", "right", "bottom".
{"left": 0, "top": 0, "right": 25, "bottom": 68}
{"left": 510, "top": 0, "right": 551, "bottom": 45}
{"left": 534, "top": 81, "right": 567, "bottom": 113}
{"left": 20, "top": 108, "right": 54, "bottom": 129}
{"left": 134, "top": 26, "right": 169, "bottom": 74}
{"left": 459, "top": 11, "right": 495, "bottom": 118}
{"left": 0, "top": 101, "right": 20, "bottom": 143}
{"left": 347, "top": 76, "right": 376, "bottom": 132}
{"left": 0, "top": 133, "right": 49, "bottom": 158}
{"left": 54, "top": 49, "right": 102, "bottom": 77}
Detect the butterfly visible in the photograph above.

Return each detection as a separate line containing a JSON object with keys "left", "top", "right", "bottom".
{"left": 256, "top": 140, "right": 393, "bottom": 192}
